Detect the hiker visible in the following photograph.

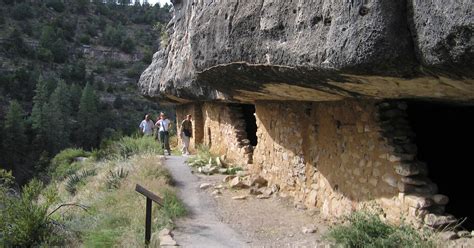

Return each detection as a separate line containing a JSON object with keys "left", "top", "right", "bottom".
{"left": 139, "top": 114, "right": 155, "bottom": 136}
{"left": 156, "top": 112, "right": 171, "bottom": 155}
{"left": 180, "top": 114, "right": 193, "bottom": 155}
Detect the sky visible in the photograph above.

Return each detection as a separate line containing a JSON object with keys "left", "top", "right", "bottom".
{"left": 147, "top": 0, "right": 172, "bottom": 6}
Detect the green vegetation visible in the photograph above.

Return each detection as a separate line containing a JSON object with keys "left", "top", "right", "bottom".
{"left": 77, "top": 83, "right": 100, "bottom": 149}
{"left": 50, "top": 148, "right": 91, "bottom": 180}
{"left": 326, "top": 211, "right": 435, "bottom": 248}
{"left": 0, "top": 179, "right": 62, "bottom": 247}
{"left": 1, "top": 136, "right": 185, "bottom": 247}
{"left": 0, "top": 2, "right": 180, "bottom": 245}
{"left": 186, "top": 145, "right": 243, "bottom": 175}
{"left": 186, "top": 145, "right": 216, "bottom": 168}
{"left": 105, "top": 167, "right": 129, "bottom": 189}
{"left": 1, "top": 101, "right": 28, "bottom": 179}
{"left": 65, "top": 168, "right": 97, "bottom": 194}
{"left": 60, "top": 137, "right": 185, "bottom": 246}
{"left": 97, "top": 135, "right": 163, "bottom": 160}
{"left": 0, "top": 0, "right": 174, "bottom": 184}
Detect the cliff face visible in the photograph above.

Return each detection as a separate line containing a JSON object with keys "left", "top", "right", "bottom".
{"left": 139, "top": 0, "right": 473, "bottom": 103}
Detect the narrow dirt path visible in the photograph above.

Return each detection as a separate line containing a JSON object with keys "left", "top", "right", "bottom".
{"left": 163, "top": 156, "right": 248, "bottom": 247}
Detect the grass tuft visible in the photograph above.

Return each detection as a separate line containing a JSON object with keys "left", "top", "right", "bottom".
{"left": 326, "top": 211, "right": 435, "bottom": 248}
{"left": 105, "top": 167, "right": 129, "bottom": 189}
{"left": 50, "top": 148, "right": 91, "bottom": 180}
{"left": 96, "top": 136, "right": 163, "bottom": 160}
{"left": 65, "top": 169, "right": 96, "bottom": 195}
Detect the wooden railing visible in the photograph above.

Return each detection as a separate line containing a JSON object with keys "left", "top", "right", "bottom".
{"left": 135, "top": 184, "right": 164, "bottom": 245}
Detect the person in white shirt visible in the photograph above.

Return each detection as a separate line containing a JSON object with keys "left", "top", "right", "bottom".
{"left": 155, "top": 112, "right": 172, "bottom": 154}
{"left": 139, "top": 114, "right": 155, "bottom": 136}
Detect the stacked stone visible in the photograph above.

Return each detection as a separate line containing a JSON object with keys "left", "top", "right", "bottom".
{"left": 228, "top": 105, "right": 254, "bottom": 164}
{"left": 377, "top": 101, "right": 455, "bottom": 229}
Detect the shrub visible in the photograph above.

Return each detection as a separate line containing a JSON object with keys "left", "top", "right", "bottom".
{"left": 65, "top": 169, "right": 97, "bottom": 195}
{"left": 104, "top": 59, "right": 125, "bottom": 69}
{"left": 102, "top": 25, "right": 125, "bottom": 47}
{"left": 120, "top": 36, "right": 135, "bottom": 53}
{"left": 0, "top": 169, "right": 14, "bottom": 187}
{"left": 142, "top": 49, "right": 153, "bottom": 64}
{"left": 96, "top": 136, "right": 162, "bottom": 160}
{"left": 186, "top": 145, "right": 217, "bottom": 167}
{"left": 51, "top": 39, "right": 69, "bottom": 63}
{"left": 12, "top": 3, "right": 33, "bottom": 20}
{"left": 160, "top": 189, "right": 187, "bottom": 220}
{"left": 79, "top": 34, "right": 91, "bottom": 44}
{"left": 0, "top": 180, "right": 62, "bottom": 247}
{"left": 51, "top": 148, "right": 91, "bottom": 180}
{"left": 125, "top": 63, "right": 144, "bottom": 78}
{"left": 37, "top": 47, "right": 54, "bottom": 62}
{"left": 46, "top": 0, "right": 65, "bottom": 12}
{"left": 144, "top": 166, "right": 172, "bottom": 184}
{"left": 105, "top": 168, "right": 129, "bottom": 189}
{"left": 326, "top": 211, "right": 435, "bottom": 248}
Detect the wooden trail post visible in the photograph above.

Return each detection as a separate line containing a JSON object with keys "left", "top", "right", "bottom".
{"left": 135, "top": 184, "right": 164, "bottom": 245}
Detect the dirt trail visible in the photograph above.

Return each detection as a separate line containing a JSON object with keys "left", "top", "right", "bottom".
{"left": 164, "top": 156, "right": 248, "bottom": 247}
{"left": 163, "top": 155, "right": 330, "bottom": 248}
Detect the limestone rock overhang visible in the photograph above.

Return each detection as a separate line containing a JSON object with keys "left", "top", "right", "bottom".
{"left": 138, "top": 0, "right": 474, "bottom": 105}
{"left": 140, "top": 61, "right": 474, "bottom": 104}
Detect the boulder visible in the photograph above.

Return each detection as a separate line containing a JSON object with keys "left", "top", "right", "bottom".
{"left": 302, "top": 226, "right": 317, "bottom": 234}
{"left": 249, "top": 175, "right": 268, "bottom": 188}
{"left": 257, "top": 194, "right": 271, "bottom": 199}
{"left": 249, "top": 187, "right": 262, "bottom": 195}
{"left": 199, "top": 183, "right": 213, "bottom": 190}
{"left": 232, "top": 195, "right": 247, "bottom": 200}
{"left": 424, "top": 214, "right": 457, "bottom": 228}
{"left": 403, "top": 194, "right": 432, "bottom": 209}
{"left": 395, "top": 162, "right": 428, "bottom": 177}
{"left": 159, "top": 234, "right": 177, "bottom": 246}
{"left": 229, "top": 177, "right": 249, "bottom": 189}
{"left": 158, "top": 228, "right": 172, "bottom": 237}
{"left": 223, "top": 175, "right": 236, "bottom": 182}
{"left": 439, "top": 231, "right": 459, "bottom": 241}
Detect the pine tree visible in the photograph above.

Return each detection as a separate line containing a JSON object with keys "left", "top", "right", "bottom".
{"left": 2, "top": 101, "right": 28, "bottom": 180}
{"left": 77, "top": 83, "right": 100, "bottom": 149}
{"left": 44, "top": 81, "right": 72, "bottom": 154}
{"left": 31, "top": 77, "right": 55, "bottom": 153}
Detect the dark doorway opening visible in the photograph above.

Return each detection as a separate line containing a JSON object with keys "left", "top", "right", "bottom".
{"left": 241, "top": 104, "right": 258, "bottom": 146}
{"left": 406, "top": 101, "right": 474, "bottom": 230}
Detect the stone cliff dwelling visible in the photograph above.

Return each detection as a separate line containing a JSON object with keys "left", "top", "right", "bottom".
{"left": 139, "top": 0, "right": 474, "bottom": 229}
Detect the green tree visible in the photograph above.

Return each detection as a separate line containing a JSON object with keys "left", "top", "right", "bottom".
{"left": 12, "top": 3, "right": 33, "bottom": 20}
{"left": 75, "top": 0, "right": 90, "bottom": 13}
{"left": 1, "top": 101, "right": 28, "bottom": 180}
{"left": 44, "top": 81, "right": 72, "bottom": 154}
{"left": 31, "top": 77, "right": 54, "bottom": 152}
{"left": 77, "top": 83, "right": 101, "bottom": 149}
{"left": 69, "top": 84, "right": 83, "bottom": 113}
{"left": 46, "top": 0, "right": 65, "bottom": 12}
{"left": 51, "top": 39, "right": 68, "bottom": 63}
{"left": 120, "top": 36, "right": 135, "bottom": 53}
{"left": 39, "top": 26, "right": 57, "bottom": 49}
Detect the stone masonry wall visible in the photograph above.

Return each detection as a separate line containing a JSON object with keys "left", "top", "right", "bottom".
{"left": 177, "top": 100, "right": 453, "bottom": 227}
{"left": 251, "top": 100, "right": 449, "bottom": 226}
{"left": 201, "top": 103, "right": 251, "bottom": 165}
